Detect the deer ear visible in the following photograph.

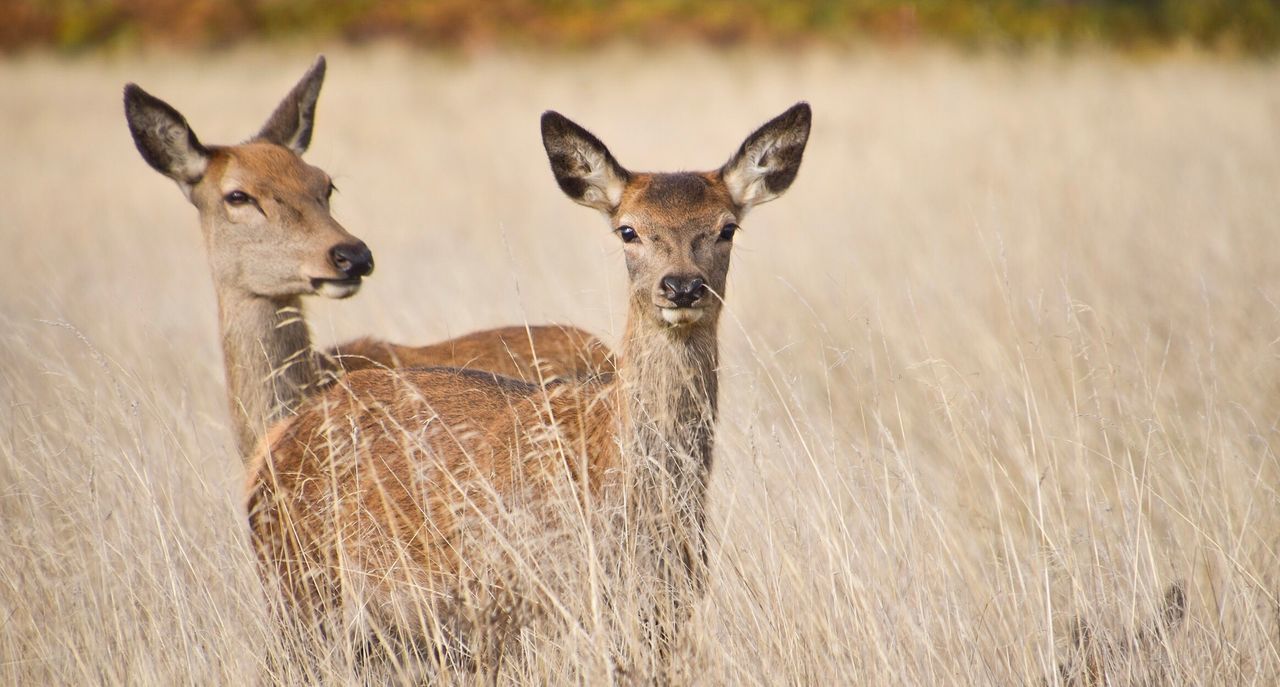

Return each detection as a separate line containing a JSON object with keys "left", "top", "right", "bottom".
{"left": 123, "top": 83, "right": 209, "bottom": 191}
{"left": 720, "top": 102, "right": 811, "bottom": 210}
{"left": 541, "top": 111, "right": 629, "bottom": 213}
{"left": 257, "top": 55, "right": 326, "bottom": 155}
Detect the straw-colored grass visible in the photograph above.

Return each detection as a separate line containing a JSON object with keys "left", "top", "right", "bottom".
{"left": 2, "top": 45, "right": 1279, "bottom": 684}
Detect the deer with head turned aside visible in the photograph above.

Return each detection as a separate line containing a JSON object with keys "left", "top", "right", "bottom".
{"left": 123, "top": 57, "right": 612, "bottom": 462}
{"left": 247, "top": 103, "right": 811, "bottom": 674}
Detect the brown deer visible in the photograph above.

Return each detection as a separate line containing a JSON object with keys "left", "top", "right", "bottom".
{"left": 246, "top": 102, "right": 811, "bottom": 674}
{"left": 123, "top": 57, "right": 611, "bottom": 462}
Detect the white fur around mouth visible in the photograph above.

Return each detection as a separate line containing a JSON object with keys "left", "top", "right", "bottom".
{"left": 660, "top": 307, "right": 705, "bottom": 326}
{"left": 312, "top": 278, "right": 362, "bottom": 299}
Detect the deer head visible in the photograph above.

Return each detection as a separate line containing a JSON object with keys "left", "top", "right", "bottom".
{"left": 541, "top": 103, "right": 811, "bottom": 331}
{"left": 123, "top": 56, "right": 372, "bottom": 301}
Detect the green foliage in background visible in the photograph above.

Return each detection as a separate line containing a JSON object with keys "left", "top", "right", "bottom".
{"left": 4, "top": 0, "right": 1280, "bottom": 53}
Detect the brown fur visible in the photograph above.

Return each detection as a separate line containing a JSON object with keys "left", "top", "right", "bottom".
{"left": 246, "top": 104, "right": 811, "bottom": 670}
{"left": 329, "top": 324, "right": 613, "bottom": 381}
{"left": 125, "top": 58, "right": 613, "bottom": 462}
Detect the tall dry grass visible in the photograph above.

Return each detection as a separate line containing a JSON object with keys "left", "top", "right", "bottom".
{"left": 2, "top": 45, "right": 1279, "bottom": 684}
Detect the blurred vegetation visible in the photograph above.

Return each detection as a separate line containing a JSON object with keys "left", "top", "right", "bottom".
{"left": 3, "top": 0, "right": 1280, "bottom": 54}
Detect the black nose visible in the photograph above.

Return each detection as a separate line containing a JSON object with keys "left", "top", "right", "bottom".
{"left": 661, "top": 275, "right": 706, "bottom": 308}
{"left": 330, "top": 242, "right": 374, "bottom": 279}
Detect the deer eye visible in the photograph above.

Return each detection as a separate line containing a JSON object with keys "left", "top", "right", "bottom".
{"left": 326, "top": 182, "right": 337, "bottom": 200}
{"left": 224, "top": 190, "right": 253, "bottom": 206}
{"left": 718, "top": 223, "right": 739, "bottom": 242}
{"left": 617, "top": 226, "right": 639, "bottom": 243}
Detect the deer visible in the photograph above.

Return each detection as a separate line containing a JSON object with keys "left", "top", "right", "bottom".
{"left": 246, "top": 102, "right": 811, "bottom": 677}
{"left": 123, "top": 56, "right": 612, "bottom": 463}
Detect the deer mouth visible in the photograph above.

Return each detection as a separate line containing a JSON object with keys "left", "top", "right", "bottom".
{"left": 659, "top": 306, "right": 705, "bottom": 326}
{"left": 311, "top": 277, "right": 363, "bottom": 299}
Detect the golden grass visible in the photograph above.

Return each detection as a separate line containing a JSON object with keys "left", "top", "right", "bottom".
{"left": 2, "top": 45, "right": 1279, "bottom": 684}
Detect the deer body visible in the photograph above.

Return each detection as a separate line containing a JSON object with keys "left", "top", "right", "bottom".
{"left": 330, "top": 324, "right": 612, "bottom": 379}
{"left": 124, "top": 57, "right": 612, "bottom": 462}
{"left": 247, "top": 104, "right": 811, "bottom": 667}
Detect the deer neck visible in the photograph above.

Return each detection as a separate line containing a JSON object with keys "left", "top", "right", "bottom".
{"left": 612, "top": 310, "right": 720, "bottom": 589}
{"left": 617, "top": 312, "right": 720, "bottom": 504}
{"left": 215, "top": 288, "right": 321, "bottom": 461}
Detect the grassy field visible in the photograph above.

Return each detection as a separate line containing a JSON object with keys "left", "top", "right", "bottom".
{"left": 2, "top": 45, "right": 1280, "bottom": 684}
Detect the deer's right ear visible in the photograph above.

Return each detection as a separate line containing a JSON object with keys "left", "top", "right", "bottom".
{"left": 123, "top": 84, "right": 209, "bottom": 192}
{"left": 541, "top": 111, "right": 629, "bottom": 212}
{"left": 256, "top": 55, "right": 325, "bottom": 155}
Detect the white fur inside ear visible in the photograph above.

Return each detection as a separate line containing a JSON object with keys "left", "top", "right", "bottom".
{"left": 281, "top": 128, "right": 306, "bottom": 155}
{"left": 722, "top": 159, "right": 771, "bottom": 209}
{"left": 724, "top": 132, "right": 791, "bottom": 209}
{"left": 144, "top": 115, "right": 208, "bottom": 182}
{"left": 174, "top": 149, "right": 209, "bottom": 183}
{"left": 573, "top": 144, "right": 625, "bottom": 210}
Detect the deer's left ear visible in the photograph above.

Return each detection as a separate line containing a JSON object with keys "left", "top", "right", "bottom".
{"left": 257, "top": 55, "right": 326, "bottom": 155}
{"left": 720, "top": 102, "right": 811, "bottom": 210}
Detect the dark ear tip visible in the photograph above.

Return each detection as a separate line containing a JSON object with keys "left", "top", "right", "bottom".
{"left": 541, "top": 110, "right": 568, "bottom": 136}
{"left": 788, "top": 102, "right": 812, "bottom": 125}
{"left": 311, "top": 54, "right": 326, "bottom": 75}
{"left": 123, "top": 83, "right": 146, "bottom": 104}
{"left": 123, "top": 83, "right": 163, "bottom": 118}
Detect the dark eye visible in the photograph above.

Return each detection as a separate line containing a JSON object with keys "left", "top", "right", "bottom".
{"left": 618, "top": 226, "right": 639, "bottom": 243}
{"left": 225, "top": 190, "right": 252, "bottom": 206}
{"left": 719, "top": 223, "right": 739, "bottom": 242}
{"left": 326, "top": 182, "right": 337, "bottom": 200}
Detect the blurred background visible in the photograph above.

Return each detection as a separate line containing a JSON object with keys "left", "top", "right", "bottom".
{"left": 4, "top": 0, "right": 1280, "bottom": 54}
